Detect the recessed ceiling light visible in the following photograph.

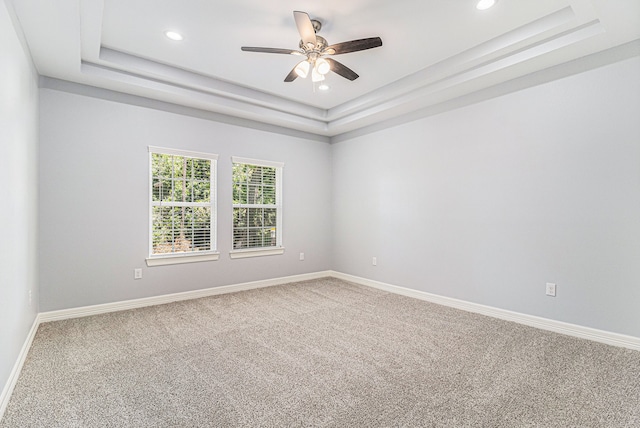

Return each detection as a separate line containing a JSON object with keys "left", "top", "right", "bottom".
{"left": 476, "top": 0, "right": 497, "bottom": 10}
{"left": 318, "top": 84, "right": 330, "bottom": 91}
{"left": 165, "top": 31, "right": 184, "bottom": 41}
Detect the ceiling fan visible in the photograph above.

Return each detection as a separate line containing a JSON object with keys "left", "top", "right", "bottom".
{"left": 241, "top": 11, "right": 383, "bottom": 84}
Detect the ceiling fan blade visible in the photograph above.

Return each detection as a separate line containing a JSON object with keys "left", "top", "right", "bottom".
{"left": 284, "top": 66, "right": 298, "bottom": 82}
{"left": 325, "top": 37, "right": 383, "bottom": 55}
{"left": 293, "top": 11, "right": 316, "bottom": 47}
{"left": 325, "top": 58, "right": 359, "bottom": 81}
{"left": 241, "top": 47, "right": 299, "bottom": 55}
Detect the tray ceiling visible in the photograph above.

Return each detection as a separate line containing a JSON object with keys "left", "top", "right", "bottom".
{"left": 9, "top": 0, "right": 640, "bottom": 137}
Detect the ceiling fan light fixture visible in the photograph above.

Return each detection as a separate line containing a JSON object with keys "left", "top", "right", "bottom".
{"left": 476, "top": 0, "right": 496, "bottom": 10}
{"left": 164, "top": 30, "right": 184, "bottom": 41}
{"left": 315, "top": 58, "right": 330, "bottom": 75}
{"left": 294, "top": 60, "right": 310, "bottom": 78}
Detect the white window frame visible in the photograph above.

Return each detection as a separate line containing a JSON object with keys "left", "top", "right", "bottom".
{"left": 230, "top": 156, "right": 284, "bottom": 259}
{"left": 146, "top": 146, "right": 219, "bottom": 266}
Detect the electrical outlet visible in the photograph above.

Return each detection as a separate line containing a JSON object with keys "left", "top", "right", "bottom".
{"left": 299, "top": 252, "right": 305, "bottom": 261}
{"left": 134, "top": 268, "right": 143, "bottom": 280}
{"left": 29, "top": 290, "right": 32, "bottom": 306}
{"left": 546, "top": 282, "right": 556, "bottom": 297}
{"left": 372, "top": 257, "right": 377, "bottom": 266}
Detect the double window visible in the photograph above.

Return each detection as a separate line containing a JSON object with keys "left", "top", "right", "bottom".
{"left": 147, "top": 147, "right": 219, "bottom": 266}
{"left": 147, "top": 150, "right": 283, "bottom": 264}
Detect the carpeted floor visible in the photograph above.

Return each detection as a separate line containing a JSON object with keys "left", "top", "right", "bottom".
{"left": 2, "top": 277, "right": 639, "bottom": 427}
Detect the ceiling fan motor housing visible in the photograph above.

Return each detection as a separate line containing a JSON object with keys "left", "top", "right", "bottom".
{"left": 299, "top": 35, "right": 328, "bottom": 53}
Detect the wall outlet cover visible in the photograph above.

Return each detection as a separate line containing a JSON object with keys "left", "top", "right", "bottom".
{"left": 546, "top": 282, "right": 556, "bottom": 297}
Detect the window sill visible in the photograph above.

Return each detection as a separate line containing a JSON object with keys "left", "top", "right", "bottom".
{"left": 229, "top": 247, "right": 285, "bottom": 259}
{"left": 146, "top": 252, "right": 220, "bottom": 267}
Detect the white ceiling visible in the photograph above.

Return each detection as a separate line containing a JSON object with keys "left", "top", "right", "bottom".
{"left": 8, "top": 0, "right": 640, "bottom": 137}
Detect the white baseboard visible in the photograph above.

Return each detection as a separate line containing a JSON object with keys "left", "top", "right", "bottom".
{"left": 2, "top": 271, "right": 331, "bottom": 422}
{"left": 330, "top": 271, "right": 640, "bottom": 351}
{"left": 39, "top": 271, "right": 333, "bottom": 322}
{"left": 0, "top": 316, "right": 39, "bottom": 421}
{"left": 4, "top": 268, "right": 638, "bottom": 423}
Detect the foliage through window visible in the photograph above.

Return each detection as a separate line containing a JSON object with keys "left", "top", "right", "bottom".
{"left": 232, "top": 157, "right": 283, "bottom": 251}
{"left": 149, "top": 147, "right": 217, "bottom": 257}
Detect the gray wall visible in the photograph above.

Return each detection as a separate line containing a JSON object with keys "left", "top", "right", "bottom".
{"left": 332, "top": 56, "right": 640, "bottom": 337}
{"left": 0, "top": 0, "right": 39, "bottom": 401}
{"left": 38, "top": 89, "right": 332, "bottom": 311}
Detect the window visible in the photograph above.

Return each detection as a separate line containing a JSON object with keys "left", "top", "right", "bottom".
{"left": 231, "top": 157, "right": 284, "bottom": 258}
{"left": 147, "top": 146, "right": 219, "bottom": 266}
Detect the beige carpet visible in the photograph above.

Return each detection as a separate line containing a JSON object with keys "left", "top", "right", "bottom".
{"left": 2, "top": 277, "right": 639, "bottom": 427}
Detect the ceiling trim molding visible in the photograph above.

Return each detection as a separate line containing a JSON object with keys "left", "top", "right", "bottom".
{"left": 331, "top": 39, "right": 640, "bottom": 143}
{"left": 327, "top": 19, "right": 606, "bottom": 136}
{"left": 326, "top": 6, "right": 579, "bottom": 122}
{"left": 39, "top": 38, "right": 640, "bottom": 145}
{"left": 38, "top": 76, "right": 331, "bottom": 143}
{"left": 98, "top": 47, "right": 327, "bottom": 121}
{"left": 80, "top": 61, "right": 330, "bottom": 134}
